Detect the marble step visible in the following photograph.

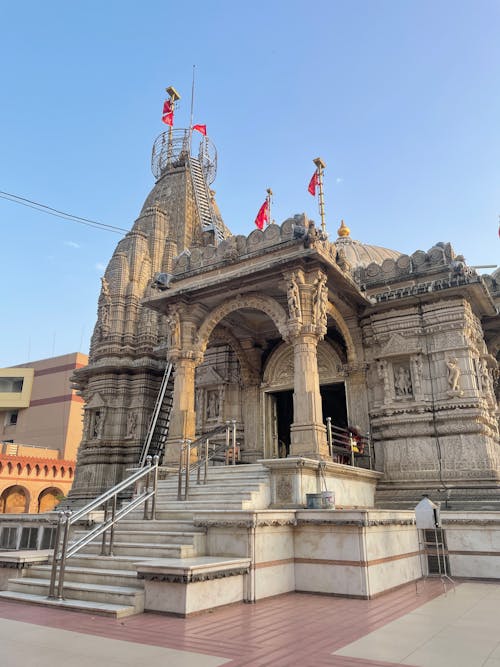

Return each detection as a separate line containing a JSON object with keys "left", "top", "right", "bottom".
{"left": 67, "top": 553, "right": 148, "bottom": 571}
{"left": 115, "top": 519, "right": 196, "bottom": 531}
{"left": 0, "top": 590, "right": 137, "bottom": 618}
{"left": 28, "top": 564, "right": 139, "bottom": 587}
{"left": 152, "top": 500, "right": 255, "bottom": 511}
{"left": 79, "top": 541, "right": 196, "bottom": 558}
{"left": 91, "top": 530, "right": 206, "bottom": 548}
{"left": 7, "top": 577, "right": 144, "bottom": 609}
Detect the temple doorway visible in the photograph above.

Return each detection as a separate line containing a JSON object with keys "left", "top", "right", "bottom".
{"left": 321, "top": 383, "right": 348, "bottom": 431}
{"left": 269, "top": 389, "right": 294, "bottom": 458}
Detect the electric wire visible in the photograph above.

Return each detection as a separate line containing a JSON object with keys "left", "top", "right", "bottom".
{"left": 0, "top": 190, "right": 129, "bottom": 235}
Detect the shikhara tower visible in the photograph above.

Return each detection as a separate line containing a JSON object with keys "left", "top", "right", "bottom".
{"left": 69, "top": 120, "right": 500, "bottom": 509}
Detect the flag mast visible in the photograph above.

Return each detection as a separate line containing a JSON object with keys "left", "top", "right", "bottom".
{"left": 266, "top": 188, "right": 273, "bottom": 226}
{"left": 313, "top": 157, "right": 327, "bottom": 235}
{"left": 189, "top": 65, "right": 196, "bottom": 152}
{"left": 165, "top": 85, "right": 181, "bottom": 166}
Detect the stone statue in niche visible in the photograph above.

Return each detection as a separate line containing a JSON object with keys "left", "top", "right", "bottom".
{"left": 313, "top": 271, "right": 328, "bottom": 327}
{"left": 166, "top": 308, "right": 180, "bottom": 349}
{"left": 287, "top": 273, "right": 302, "bottom": 320}
{"left": 91, "top": 410, "right": 104, "bottom": 439}
{"left": 206, "top": 391, "right": 219, "bottom": 420}
{"left": 394, "top": 365, "right": 413, "bottom": 398}
{"left": 126, "top": 410, "right": 137, "bottom": 439}
{"left": 446, "top": 357, "right": 463, "bottom": 396}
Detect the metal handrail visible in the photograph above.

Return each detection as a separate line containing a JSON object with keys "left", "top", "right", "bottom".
{"left": 325, "top": 418, "right": 373, "bottom": 469}
{"left": 48, "top": 455, "right": 159, "bottom": 600}
{"left": 139, "top": 363, "right": 173, "bottom": 466}
{"left": 177, "top": 420, "right": 238, "bottom": 500}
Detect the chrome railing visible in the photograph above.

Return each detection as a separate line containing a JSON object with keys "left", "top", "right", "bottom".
{"left": 325, "top": 418, "right": 373, "bottom": 469}
{"left": 177, "top": 420, "right": 238, "bottom": 501}
{"left": 47, "top": 456, "right": 159, "bottom": 600}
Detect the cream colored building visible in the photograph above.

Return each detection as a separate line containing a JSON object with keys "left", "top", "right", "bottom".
{"left": 0, "top": 352, "right": 87, "bottom": 513}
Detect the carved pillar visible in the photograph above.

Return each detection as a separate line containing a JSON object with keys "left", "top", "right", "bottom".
{"left": 164, "top": 303, "right": 203, "bottom": 465}
{"left": 289, "top": 332, "right": 328, "bottom": 459}
{"left": 165, "top": 353, "right": 200, "bottom": 464}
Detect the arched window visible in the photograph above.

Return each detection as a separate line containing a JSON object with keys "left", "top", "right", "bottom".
{"left": 38, "top": 487, "right": 64, "bottom": 513}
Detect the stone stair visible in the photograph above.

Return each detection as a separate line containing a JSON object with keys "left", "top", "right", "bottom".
{"left": 0, "top": 463, "right": 271, "bottom": 617}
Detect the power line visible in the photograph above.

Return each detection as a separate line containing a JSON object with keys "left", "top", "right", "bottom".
{"left": 0, "top": 190, "right": 129, "bottom": 235}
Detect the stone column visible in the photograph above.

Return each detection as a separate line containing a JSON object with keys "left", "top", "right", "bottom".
{"left": 164, "top": 352, "right": 200, "bottom": 465}
{"left": 289, "top": 331, "right": 328, "bottom": 459}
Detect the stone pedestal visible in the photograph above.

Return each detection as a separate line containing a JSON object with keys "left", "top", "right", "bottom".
{"left": 165, "top": 355, "right": 198, "bottom": 465}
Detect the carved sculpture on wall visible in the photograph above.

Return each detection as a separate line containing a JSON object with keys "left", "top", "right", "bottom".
{"left": 166, "top": 308, "right": 181, "bottom": 349}
{"left": 313, "top": 271, "right": 328, "bottom": 327}
{"left": 206, "top": 390, "right": 220, "bottom": 420}
{"left": 446, "top": 357, "right": 463, "bottom": 396}
{"left": 394, "top": 365, "right": 413, "bottom": 398}
{"left": 91, "top": 409, "right": 105, "bottom": 440}
{"left": 97, "top": 276, "right": 111, "bottom": 339}
{"left": 287, "top": 273, "right": 302, "bottom": 320}
{"left": 479, "top": 358, "right": 493, "bottom": 397}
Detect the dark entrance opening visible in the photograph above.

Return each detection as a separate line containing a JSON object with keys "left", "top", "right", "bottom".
{"left": 273, "top": 389, "right": 293, "bottom": 457}
{"left": 321, "top": 383, "right": 348, "bottom": 430}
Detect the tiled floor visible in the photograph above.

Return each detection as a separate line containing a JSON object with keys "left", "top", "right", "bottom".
{"left": 1, "top": 579, "right": 498, "bottom": 666}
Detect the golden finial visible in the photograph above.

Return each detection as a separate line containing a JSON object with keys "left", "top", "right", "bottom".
{"left": 337, "top": 219, "right": 350, "bottom": 237}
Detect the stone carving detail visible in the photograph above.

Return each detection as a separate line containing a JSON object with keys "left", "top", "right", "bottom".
{"left": 126, "top": 410, "right": 138, "bottom": 439}
{"left": 166, "top": 307, "right": 180, "bottom": 349}
{"left": 286, "top": 273, "right": 302, "bottom": 321}
{"left": 90, "top": 409, "right": 105, "bottom": 440}
{"left": 446, "top": 357, "right": 463, "bottom": 396}
{"left": 96, "top": 277, "right": 111, "bottom": 340}
{"left": 206, "top": 390, "right": 220, "bottom": 420}
{"left": 393, "top": 365, "right": 413, "bottom": 398}
{"left": 312, "top": 271, "right": 328, "bottom": 328}
{"left": 479, "top": 358, "right": 493, "bottom": 397}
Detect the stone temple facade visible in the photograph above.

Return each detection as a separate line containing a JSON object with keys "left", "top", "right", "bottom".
{"left": 69, "top": 128, "right": 500, "bottom": 510}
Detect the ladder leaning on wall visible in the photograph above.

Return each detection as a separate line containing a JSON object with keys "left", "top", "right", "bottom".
{"left": 139, "top": 363, "right": 175, "bottom": 466}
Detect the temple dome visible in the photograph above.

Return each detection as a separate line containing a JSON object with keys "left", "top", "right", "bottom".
{"left": 334, "top": 222, "right": 402, "bottom": 268}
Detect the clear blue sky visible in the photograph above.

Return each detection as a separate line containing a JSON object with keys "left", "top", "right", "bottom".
{"left": 1, "top": 1, "right": 499, "bottom": 367}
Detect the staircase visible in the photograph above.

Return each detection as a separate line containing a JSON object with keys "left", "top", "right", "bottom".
{"left": 139, "top": 363, "right": 174, "bottom": 465}
{"left": 189, "top": 156, "right": 227, "bottom": 244}
{"left": 0, "top": 464, "right": 271, "bottom": 617}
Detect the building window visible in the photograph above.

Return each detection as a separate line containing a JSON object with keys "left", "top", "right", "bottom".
{"left": 0, "top": 377, "right": 24, "bottom": 393}
{"left": 19, "top": 527, "right": 38, "bottom": 550}
{"left": 8, "top": 411, "right": 18, "bottom": 426}
{"left": 0, "top": 527, "right": 18, "bottom": 550}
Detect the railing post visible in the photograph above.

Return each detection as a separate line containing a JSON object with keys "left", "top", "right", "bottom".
{"left": 143, "top": 456, "right": 152, "bottom": 520}
{"left": 349, "top": 435, "right": 355, "bottom": 467}
{"left": 108, "top": 495, "right": 117, "bottom": 556}
{"left": 177, "top": 440, "right": 184, "bottom": 500}
{"left": 225, "top": 421, "right": 230, "bottom": 465}
{"left": 151, "top": 455, "right": 159, "bottom": 520}
{"left": 326, "top": 417, "right": 332, "bottom": 458}
{"left": 47, "top": 511, "right": 64, "bottom": 599}
{"left": 232, "top": 419, "right": 237, "bottom": 465}
{"left": 204, "top": 438, "right": 209, "bottom": 484}
{"left": 56, "top": 511, "right": 73, "bottom": 600}
{"left": 184, "top": 440, "right": 191, "bottom": 501}
{"left": 101, "top": 500, "right": 110, "bottom": 555}
{"left": 367, "top": 431, "right": 373, "bottom": 470}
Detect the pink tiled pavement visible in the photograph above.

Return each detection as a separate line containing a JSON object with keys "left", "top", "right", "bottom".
{"left": 0, "top": 580, "right": 447, "bottom": 666}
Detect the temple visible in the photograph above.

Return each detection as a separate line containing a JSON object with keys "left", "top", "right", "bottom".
{"left": 68, "top": 124, "right": 500, "bottom": 511}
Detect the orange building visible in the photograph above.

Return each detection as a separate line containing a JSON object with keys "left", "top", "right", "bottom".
{"left": 0, "top": 352, "right": 87, "bottom": 513}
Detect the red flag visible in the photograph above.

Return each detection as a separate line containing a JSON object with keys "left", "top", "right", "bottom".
{"left": 162, "top": 99, "right": 174, "bottom": 126}
{"left": 308, "top": 171, "right": 319, "bottom": 196}
{"left": 192, "top": 124, "right": 207, "bottom": 136}
{"left": 254, "top": 200, "right": 269, "bottom": 230}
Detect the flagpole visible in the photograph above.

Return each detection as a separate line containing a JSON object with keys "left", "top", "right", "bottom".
{"left": 266, "top": 188, "right": 273, "bottom": 226}
{"left": 313, "top": 157, "right": 327, "bottom": 235}
{"left": 189, "top": 65, "right": 196, "bottom": 153}
{"left": 165, "top": 86, "right": 181, "bottom": 167}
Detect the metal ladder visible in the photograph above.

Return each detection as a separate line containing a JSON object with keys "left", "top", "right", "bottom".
{"left": 139, "top": 363, "right": 175, "bottom": 465}
{"left": 189, "top": 156, "right": 226, "bottom": 244}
